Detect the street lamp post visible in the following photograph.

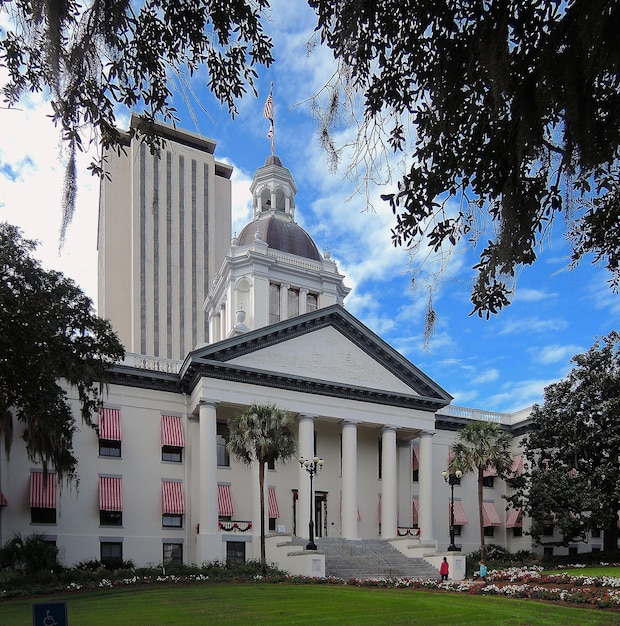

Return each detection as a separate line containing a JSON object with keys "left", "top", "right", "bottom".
{"left": 442, "top": 470, "right": 463, "bottom": 551}
{"left": 299, "top": 456, "right": 324, "bottom": 550}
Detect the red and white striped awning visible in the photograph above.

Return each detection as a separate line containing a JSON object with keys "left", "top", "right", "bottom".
{"left": 30, "top": 471, "right": 56, "bottom": 508}
{"left": 162, "top": 481, "right": 185, "bottom": 514}
{"left": 483, "top": 464, "right": 498, "bottom": 477}
{"left": 412, "top": 445, "right": 419, "bottom": 471}
{"left": 412, "top": 498, "right": 419, "bottom": 526}
{"left": 268, "top": 487, "right": 280, "bottom": 519}
{"left": 511, "top": 455, "right": 524, "bottom": 476}
{"left": 482, "top": 501, "right": 502, "bottom": 527}
{"left": 161, "top": 415, "right": 185, "bottom": 448}
{"left": 99, "top": 476, "right": 123, "bottom": 511}
{"left": 218, "top": 484, "right": 234, "bottom": 517}
{"left": 451, "top": 500, "right": 468, "bottom": 525}
{"left": 506, "top": 507, "right": 524, "bottom": 528}
{"left": 99, "top": 407, "right": 122, "bottom": 441}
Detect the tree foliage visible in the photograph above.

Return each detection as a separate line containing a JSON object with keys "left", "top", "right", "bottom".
{"left": 450, "top": 421, "right": 513, "bottom": 562}
{"left": 0, "top": 0, "right": 274, "bottom": 240}
{"left": 309, "top": 0, "right": 620, "bottom": 318}
{"left": 0, "top": 223, "right": 125, "bottom": 483}
{"left": 508, "top": 331, "right": 620, "bottom": 550}
{"left": 227, "top": 403, "right": 296, "bottom": 574}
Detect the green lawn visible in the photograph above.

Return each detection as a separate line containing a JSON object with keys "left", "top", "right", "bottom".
{"left": 1, "top": 583, "right": 619, "bottom": 626}
{"left": 543, "top": 566, "right": 620, "bottom": 577}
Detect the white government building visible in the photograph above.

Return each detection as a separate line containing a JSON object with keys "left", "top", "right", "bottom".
{"left": 0, "top": 116, "right": 595, "bottom": 577}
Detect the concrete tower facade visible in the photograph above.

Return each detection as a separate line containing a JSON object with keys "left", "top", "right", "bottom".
{"left": 98, "top": 114, "right": 232, "bottom": 360}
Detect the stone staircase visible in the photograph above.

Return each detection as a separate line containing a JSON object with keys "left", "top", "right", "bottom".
{"left": 316, "top": 537, "right": 440, "bottom": 580}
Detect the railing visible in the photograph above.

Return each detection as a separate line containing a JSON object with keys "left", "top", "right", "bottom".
{"left": 436, "top": 404, "right": 505, "bottom": 424}
{"left": 396, "top": 527, "right": 421, "bottom": 537}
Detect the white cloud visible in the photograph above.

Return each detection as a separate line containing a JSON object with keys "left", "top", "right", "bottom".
{"left": 471, "top": 368, "right": 500, "bottom": 384}
{"left": 534, "top": 344, "right": 581, "bottom": 365}
{"left": 498, "top": 316, "right": 568, "bottom": 336}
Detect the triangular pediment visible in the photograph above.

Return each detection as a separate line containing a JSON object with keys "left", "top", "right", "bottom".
{"left": 182, "top": 305, "right": 452, "bottom": 410}
{"left": 227, "top": 325, "right": 414, "bottom": 394}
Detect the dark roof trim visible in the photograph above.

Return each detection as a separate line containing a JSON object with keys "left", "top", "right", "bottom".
{"left": 183, "top": 359, "right": 448, "bottom": 411}
{"left": 106, "top": 364, "right": 182, "bottom": 393}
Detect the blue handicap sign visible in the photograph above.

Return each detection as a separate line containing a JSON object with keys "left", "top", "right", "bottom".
{"left": 32, "top": 601, "right": 68, "bottom": 626}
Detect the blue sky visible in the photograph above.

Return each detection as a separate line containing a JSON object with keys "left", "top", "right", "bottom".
{"left": 1, "top": 1, "right": 618, "bottom": 414}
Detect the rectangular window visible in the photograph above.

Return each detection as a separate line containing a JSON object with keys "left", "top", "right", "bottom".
{"left": 99, "top": 408, "right": 122, "bottom": 457}
{"left": 482, "top": 476, "right": 495, "bottom": 488}
{"left": 453, "top": 525, "right": 462, "bottom": 536}
{"left": 100, "top": 541, "right": 123, "bottom": 566}
{"left": 483, "top": 526, "right": 495, "bottom": 537}
{"left": 267, "top": 458, "right": 275, "bottom": 470}
{"left": 269, "top": 284, "right": 280, "bottom": 323}
{"left": 163, "top": 514, "right": 183, "bottom": 528}
{"left": 542, "top": 523, "right": 554, "bottom": 536}
{"left": 31, "top": 507, "right": 57, "bottom": 524}
{"left": 269, "top": 518, "right": 276, "bottom": 532}
{"left": 99, "top": 439, "right": 121, "bottom": 457}
{"left": 306, "top": 293, "right": 318, "bottom": 312}
{"left": 217, "top": 423, "right": 230, "bottom": 467}
{"left": 161, "top": 415, "right": 185, "bottom": 463}
{"left": 288, "top": 288, "right": 299, "bottom": 317}
{"left": 30, "top": 471, "right": 56, "bottom": 524}
{"left": 377, "top": 439, "right": 382, "bottom": 479}
{"left": 226, "top": 541, "right": 245, "bottom": 566}
{"left": 100, "top": 511, "right": 122, "bottom": 526}
{"left": 163, "top": 542, "right": 183, "bottom": 565}
{"left": 512, "top": 526, "right": 523, "bottom": 538}
{"left": 591, "top": 529, "right": 601, "bottom": 538}
{"left": 99, "top": 476, "right": 123, "bottom": 526}
{"left": 162, "top": 445, "right": 183, "bottom": 463}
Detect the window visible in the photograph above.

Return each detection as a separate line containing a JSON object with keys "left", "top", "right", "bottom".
{"left": 267, "top": 458, "right": 275, "bottom": 470}
{"left": 306, "top": 293, "right": 318, "bottom": 312}
{"left": 542, "top": 523, "right": 554, "bottom": 536}
{"left": 162, "top": 481, "right": 185, "bottom": 528}
{"left": 161, "top": 415, "right": 184, "bottom": 463}
{"left": 99, "top": 408, "right": 122, "bottom": 457}
{"left": 99, "top": 439, "right": 121, "bottom": 457}
{"left": 31, "top": 507, "right": 56, "bottom": 524}
{"left": 412, "top": 445, "right": 419, "bottom": 482}
{"left": 269, "top": 518, "right": 276, "bottom": 532}
{"left": 163, "top": 514, "right": 183, "bottom": 528}
{"left": 512, "top": 526, "right": 523, "bottom": 538}
{"left": 543, "top": 546, "right": 554, "bottom": 557}
{"left": 453, "top": 525, "right": 462, "bottom": 536}
{"left": 101, "top": 541, "right": 123, "bottom": 566}
{"left": 162, "top": 445, "right": 182, "bottom": 463}
{"left": 484, "top": 526, "right": 495, "bottom": 537}
{"left": 569, "top": 546, "right": 578, "bottom": 556}
{"left": 100, "top": 510, "right": 122, "bottom": 526}
{"left": 99, "top": 476, "right": 122, "bottom": 527}
{"left": 217, "top": 423, "right": 230, "bottom": 467}
{"left": 163, "top": 543, "right": 183, "bottom": 565}
{"left": 482, "top": 476, "right": 495, "bottom": 488}
{"left": 288, "top": 288, "right": 299, "bottom": 317}
{"left": 591, "top": 528, "right": 601, "bottom": 538}
{"left": 30, "top": 471, "right": 56, "bottom": 524}
{"left": 269, "top": 284, "right": 280, "bottom": 323}
{"left": 377, "top": 438, "right": 382, "bottom": 479}
{"left": 226, "top": 541, "right": 245, "bottom": 566}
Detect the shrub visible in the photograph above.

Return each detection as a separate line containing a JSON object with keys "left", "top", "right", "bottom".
{"left": 0, "top": 533, "right": 61, "bottom": 575}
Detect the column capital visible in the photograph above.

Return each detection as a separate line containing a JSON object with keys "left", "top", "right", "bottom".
{"left": 297, "top": 413, "right": 318, "bottom": 422}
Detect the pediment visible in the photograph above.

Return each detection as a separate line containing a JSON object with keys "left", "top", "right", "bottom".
{"left": 184, "top": 305, "right": 452, "bottom": 408}
{"left": 228, "top": 325, "right": 415, "bottom": 394}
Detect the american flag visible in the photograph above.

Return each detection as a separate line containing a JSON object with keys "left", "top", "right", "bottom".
{"left": 263, "top": 93, "right": 273, "bottom": 122}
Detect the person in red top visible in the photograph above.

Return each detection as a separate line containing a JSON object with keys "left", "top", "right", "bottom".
{"left": 439, "top": 556, "right": 449, "bottom": 581}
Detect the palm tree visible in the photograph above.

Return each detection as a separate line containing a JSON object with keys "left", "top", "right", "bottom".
{"left": 227, "top": 403, "right": 296, "bottom": 574}
{"left": 449, "top": 421, "right": 513, "bottom": 563}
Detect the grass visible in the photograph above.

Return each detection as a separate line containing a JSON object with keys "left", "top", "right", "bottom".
{"left": 543, "top": 566, "right": 620, "bottom": 577}
{"left": 1, "top": 583, "right": 620, "bottom": 625}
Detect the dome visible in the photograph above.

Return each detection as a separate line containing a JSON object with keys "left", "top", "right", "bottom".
{"left": 237, "top": 214, "right": 321, "bottom": 261}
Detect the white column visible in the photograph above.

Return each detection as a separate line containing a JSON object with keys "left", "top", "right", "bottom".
{"left": 280, "top": 283, "right": 289, "bottom": 321}
{"left": 418, "top": 430, "right": 435, "bottom": 543}
{"left": 198, "top": 401, "right": 220, "bottom": 563}
{"left": 341, "top": 420, "right": 358, "bottom": 539}
{"left": 380, "top": 426, "right": 398, "bottom": 539}
{"left": 297, "top": 414, "right": 315, "bottom": 542}
{"left": 299, "top": 288, "right": 308, "bottom": 314}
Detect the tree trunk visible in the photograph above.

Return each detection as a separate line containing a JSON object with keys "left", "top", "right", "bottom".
{"left": 478, "top": 467, "right": 486, "bottom": 563}
{"left": 258, "top": 459, "right": 267, "bottom": 574}
{"left": 603, "top": 508, "right": 620, "bottom": 552}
